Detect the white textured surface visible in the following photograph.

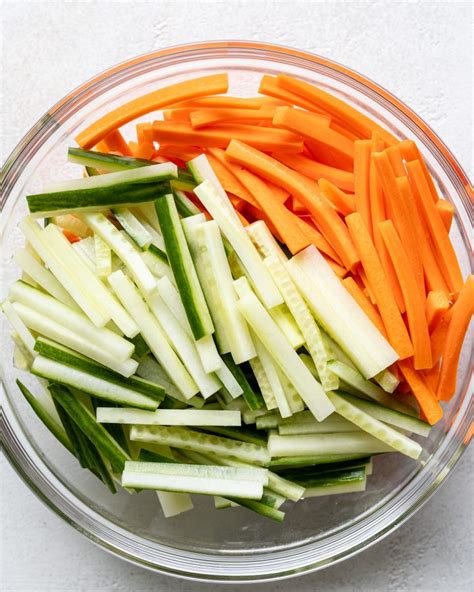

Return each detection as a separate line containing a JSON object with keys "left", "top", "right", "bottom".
{"left": 1, "top": 2, "right": 472, "bottom": 591}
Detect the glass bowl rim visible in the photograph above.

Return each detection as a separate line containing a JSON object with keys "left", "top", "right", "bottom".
{"left": 1, "top": 40, "right": 472, "bottom": 583}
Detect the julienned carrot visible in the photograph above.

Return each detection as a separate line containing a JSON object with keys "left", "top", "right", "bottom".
{"left": 101, "top": 130, "right": 133, "bottom": 156}
{"left": 229, "top": 194, "right": 246, "bottom": 212}
{"left": 423, "top": 364, "right": 441, "bottom": 392}
{"left": 437, "top": 276, "right": 474, "bottom": 401}
{"left": 225, "top": 140, "right": 357, "bottom": 270}
{"left": 75, "top": 74, "right": 229, "bottom": 149}
{"left": 259, "top": 75, "right": 328, "bottom": 113}
{"left": 379, "top": 220, "right": 432, "bottom": 369}
{"left": 398, "top": 359, "right": 443, "bottom": 425}
{"left": 206, "top": 150, "right": 257, "bottom": 206}
{"left": 318, "top": 178, "right": 355, "bottom": 216}
{"left": 385, "top": 145, "right": 406, "bottom": 177}
{"left": 62, "top": 229, "right": 82, "bottom": 244}
{"left": 190, "top": 107, "right": 275, "bottom": 129}
{"left": 235, "top": 168, "right": 311, "bottom": 254}
{"left": 170, "top": 95, "right": 284, "bottom": 110}
{"left": 346, "top": 212, "right": 413, "bottom": 359}
{"left": 288, "top": 198, "right": 307, "bottom": 215}
{"left": 396, "top": 176, "right": 448, "bottom": 294}
{"left": 305, "top": 140, "right": 353, "bottom": 172}
{"left": 156, "top": 145, "right": 202, "bottom": 163}
{"left": 398, "top": 140, "right": 439, "bottom": 203}
{"left": 143, "top": 122, "right": 304, "bottom": 153}
{"left": 272, "top": 152, "right": 355, "bottom": 192}
{"left": 358, "top": 268, "right": 376, "bottom": 304}
{"left": 430, "top": 309, "right": 452, "bottom": 365}
{"left": 373, "top": 154, "right": 424, "bottom": 299}
{"left": 407, "top": 160, "right": 464, "bottom": 293}
{"left": 276, "top": 74, "right": 397, "bottom": 147}
{"left": 435, "top": 200, "right": 455, "bottom": 232}
{"left": 353, "top": 140, "right": 372, "bottom": 230}
{"left": 426, "top": 291, "right": 451, "bottom": 332}
{"left": 330, "top": 122, "right": 361, "bottom": 142}
{"left": 293, "top": 218, "right": 343, "bottom": 264}
{"left": 273, "top": 107, "right": 354, "bottom": 171}
{"left": 129, "top": 141, "right": 155, "bottom": 160}
{"left": 342, "top": 276, "right": 387, "bottom": 337}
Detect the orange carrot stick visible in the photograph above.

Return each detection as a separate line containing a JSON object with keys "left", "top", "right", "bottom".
{"left": 293, "top": 218, "right": 343, "bottom": 264}
{"left": 273, "top": 152, "right": 355, "bottom": 192}
{"left": 259, "top": 75, "right": 329, "bottom": 113}
{"left": 406, "top": 159, "right": 464, "bottom": 293}
{"left": 144, "top": 122, "right": 303, "bottom": 153}
{"left": 157, "top": 145, "right": 202, "bottom": 163}
{"left": 273, "top": 107, "right": 354, "bottom": 171}
{"left": 398, "top": 140, "right": 439, "bottom": 203}
{"left": 206, "top": 153, "right": 256, "bottom": 206}
{"left": 437, "top": 276, "right": 474, "bottom": 401}
{"left": 225, "top": 140, "right": 358, "bottom": 269}
{"left": 435, "top": 200, "right": 455, "bottom": 232}
{"left": 76, "top": 74, "right": 229, "bottom": 149}
{"left": 346, "top": 212, "right": 413, "bottom": 359}
{"left": 190, "top": 106, "right": 275, "bottom": 129}
{"left": 353, "top": 140, "right": 372, "bottom": 230}
{"left": 129, "top": 141, "right": 155, "bottom": 160}
{"left": 276, "top": 74, "right": 397, "bottom": 147}
{"left": 430, "top": 308, "right": 452, "bottom": 365}
{"left": 318, "top": 179, "right": 356, "bottom": 216}
{"left": 342, "top": 276, "right": 387, "bottom": 337}
{"left": 398, "top": 359, "right": 443, "bottom": 424}
{"left": 426, "top": 291, "right": 451, "bottom": 331}
{"left": 235, "top": 169, "right": 311, "bottom": 254}
{"left": 396, "top": 176, "right": 448, "bottom": 294}
{"left": 373, "top": 155, "right": 424, "bottom": 298}
{"left": 385, "top": 145, "right": 406, "bottom": 176}
{"left": 379, "top": 220, "right": 432, "bottom": 369}
{"left": 423, "top": 364, "right": 441, "bottom": 392}
{"left": 100, "top": 129, "right": 133, "bottom": 156}
{"left": 169, "top": 96, "right": 283, "bottom": 110}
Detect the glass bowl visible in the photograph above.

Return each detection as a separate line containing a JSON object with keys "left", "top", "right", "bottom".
{"left": 1, "top": 41, "right": 472, "bottom": 583}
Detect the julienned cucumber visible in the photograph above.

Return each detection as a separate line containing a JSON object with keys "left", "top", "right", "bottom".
{"left": 155, "top": 193, "right": 214, "bottom": 340}
{"left": 32, "top": 356, "right": 160, "bottom": 410}
{"left": 49, "top": 383, "right": 131, "bottom": 473}
{"left": 96, "top": 407, "right": 241, "bottom": 427}
{"left": 27, "top": 182, "right": 172, "bottom": 218}
{"left": 130, "top": 425, "right": 271, "bottom": 465}
{"left": 34, "top": 337, "right": 165, "bottom": 401}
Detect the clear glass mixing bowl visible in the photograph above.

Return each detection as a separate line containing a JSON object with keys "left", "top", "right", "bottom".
{"left": 1, "top": 41, "right": 472, "bottom": 583}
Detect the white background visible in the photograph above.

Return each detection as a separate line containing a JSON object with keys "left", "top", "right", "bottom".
{"left": 1, "top": 2, "right": 472, "bottom": 591}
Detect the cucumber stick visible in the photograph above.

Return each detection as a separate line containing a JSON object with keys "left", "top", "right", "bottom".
{"left": 49, "top": 383, "right": 131, "bottom": 472}
{"left": 16, "top": 379, "right": 73, "bottom": 453}
{"left": 157, "top": 491, "right": 194, "bottom": 517}
{"left": 113, "top": 208, "right": 152, "bottom": 249}
{"left": 141, "top": 249, "right": 175, "bottom": 285}
{"left": 221, "top": 353, "right": 264, "bottom": 411}
{"left": 27, "top": 183, "right": 171, "bottom": 218}
{"left": 234, "top": 278, "right": 335, "bottom": 421}
{"left": 268, "top": 431, "right": 395, "bottom": 458}
{"left": 83, "top": 212, "right": 157, "bottom": 295}
{"left": 32, "top": 356, "right": 158, "bottom": 410}
{"left": 121, "top": 462, "right": 264, "bottom": 499}
{"left": 108, "top": 270, "right": 198, "bottom": 399}
{"left": 34, "top": 337, "right": 164, "bottom": 401}
{"left": 326, "top": 392, "right": 422, "bottom": 459}
{"left": 263, "top": 255, "right": 338, "bottom": 391}
{"left": 94, "top": 234, "right": 112, "bottom": 277}
{"left": 13, "top": 247, "right": 77, "bottom": 307}
{"left": 145, "top": 290, "right": 220, "bottom": 398}
{"left": 21, "top": 218, "right": 108, "bottom": 327}
{"left": 8, "top": 281, "right": 134, "bottom": 359}
{"left": 155, "top": 274, "right": 223, "bottom": 374}
{"left": 2, "top": 300, "right": 36, "bottom": 357}
{"left": 268, "top": 303, "right": 305, "bottom": 350}
{"left": 96, "top": 408, "right": 240, "bottom": 426}
{"left": 181, "top": 216, "right": 231, "bottom": 356}
{"left": 130, "top": 425, "right": 270, "bottom": 465}
{"left": 174, "top": 190, "right": 201, "bottom": 216}
{"left": 12, "top": 301, "right": 137, "bottom": 377}
{"left": 193, "top": 179, "right": 283, "bottom": 309}
{"left": 288, "top": 246, "right": 399, "bottom": 378}
{"left": 155, "top": 194, "right": 214, "bottom": 340}
{"left": 199, "top": 220, "right": 256, "bottom": 364}
{"left": 249, "top": 356, "right": 278, "bottom": 411}
{"left": 327, "top": 360, "right": 415, "bottom": 415}
{"left": 44, "top": 161, "right": 177, "bottom": 194}
{"left": 336, "top": 392, "right": 431, "bottom": 437}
